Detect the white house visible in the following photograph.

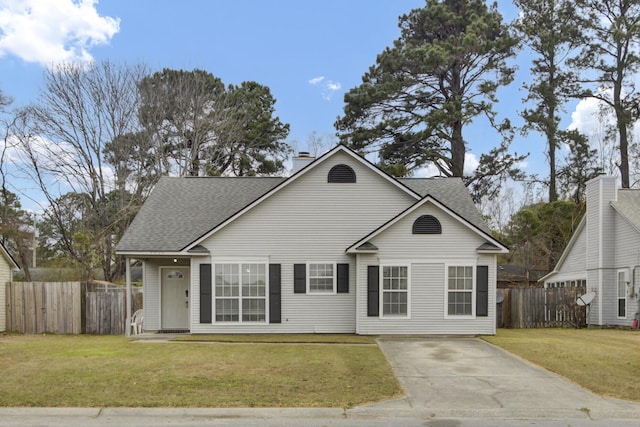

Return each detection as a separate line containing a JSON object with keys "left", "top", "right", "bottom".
{"left": 116, "top": 145, "right": 508, "bottom": 335}
{"left": 541, "top": 176, "right": 640, "bottom": 327}
{"left": 0, "top": 241, "right": 19, "bottom": 332}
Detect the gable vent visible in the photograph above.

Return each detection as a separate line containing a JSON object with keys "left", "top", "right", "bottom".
{"left": 412, "top": 215, "right": 442, "bottom": 234}
{"left": 328, "top": 164, "right": 356, "bottom": 183}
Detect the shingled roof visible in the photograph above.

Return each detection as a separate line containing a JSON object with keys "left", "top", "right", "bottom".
{"left": 399, "top": 178, "right": 490, "bottom": 235}
{"left": 116, "top": 177, "right": 284, "bottom": 253}
{"left": 116, "top": 174, "right": 490, "bottom": 254}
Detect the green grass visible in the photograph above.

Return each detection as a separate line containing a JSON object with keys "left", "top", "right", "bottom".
{"left": 0, "top": 334, "right": 401, "bottom": 408}
{"left": 172, "top": 334, "right": 377, "bottom": 344}
{"left": 483, "top": 329, "right": 640, "bottom": 401}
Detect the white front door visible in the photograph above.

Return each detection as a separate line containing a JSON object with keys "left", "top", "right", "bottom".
{"left": 161, "top": 267, "right": 190, "bottom": 329}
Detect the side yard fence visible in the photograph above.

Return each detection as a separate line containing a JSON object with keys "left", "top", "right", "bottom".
{"left": 5, "top": 281, "right": 142, "bottom": 335}
{"left": 497, "top": 286, "right": 587, "bottom": 329}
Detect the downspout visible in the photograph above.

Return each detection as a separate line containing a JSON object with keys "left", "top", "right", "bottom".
{"left": 633, "top": 265, "right": 640, "bottom": 326}
{"left": 355, "top": 253, "right": 360, "bottom": 335}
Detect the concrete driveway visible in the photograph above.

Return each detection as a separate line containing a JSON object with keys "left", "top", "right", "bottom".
{"left": 350, "top": 337, "right": 640, "bottom": 421}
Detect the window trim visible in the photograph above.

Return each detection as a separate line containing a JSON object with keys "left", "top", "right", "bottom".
{"left": 306, "top": 262, "right": 337, "bottom": 294}
{"left": 617, "top": 269, "right": 627, "bottom": 319}
{"left": 379, "top": 263, "right": 411, "bottom": 319}
{"left": 444, "top": 263, "right": 476, "bottom": 319}
{"left": 212, "top": 260, "right": 269, "bottom": 324}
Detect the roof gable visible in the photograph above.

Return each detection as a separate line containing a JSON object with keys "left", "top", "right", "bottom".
{"left": 1, "top": 241, "right": 19, "bottom": 270}
{"left": 183, "top": 145, "right": 422, "bottom": 251}
{"left": 539, "top": 217, "right": 586, "bottom": 282}
{"left": 611, "top": 189, "right": 640, "bottom": 233}
{"left": 347, "top": 194, "right": 507, "bottom": 254}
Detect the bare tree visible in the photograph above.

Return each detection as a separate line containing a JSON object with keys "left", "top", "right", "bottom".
{"left": 0, "top": 91, "right": 34, "bottom": 280}
{"left": 16, "top": 61, "right": 147, "bottom": 281}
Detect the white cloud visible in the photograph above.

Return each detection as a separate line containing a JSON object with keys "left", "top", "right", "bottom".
{"left": 308, "top": 75, "right": 341, "bottom": 100}
{"left": 0, "top": 0, "right": 120, "bottom": 66}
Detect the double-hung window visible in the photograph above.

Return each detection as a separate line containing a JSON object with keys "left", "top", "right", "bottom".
{"left": 308, "top": 263, "right": 335, "bottom": 293}
{"left": 381, "top": 265, "right": 409, "bottom": 317}
{"left": 447, "top": 266, "right": 474, "bottom": 316}
{"left": 214, "top": 263, "right": 266, "bottom": 322}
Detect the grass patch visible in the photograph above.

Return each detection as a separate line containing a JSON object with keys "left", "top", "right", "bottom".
{"left": 483, "top": 329, "right": 640, "bottom": 402}
{"left": 172, "top": 334, "right": 376, "bottom": 344}
{"left": 0, "top": 334, "right": 401, "bottom": 408}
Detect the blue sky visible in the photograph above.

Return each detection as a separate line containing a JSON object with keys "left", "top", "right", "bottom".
{"left": 0, "top": 0, "right": 597, "bottom": 213}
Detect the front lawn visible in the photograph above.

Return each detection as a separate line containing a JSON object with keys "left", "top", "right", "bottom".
{"left": 483, "top": 328, "right": 640, "bottom": 402}
{"left": 0, "top": 334, "right": 402, "bottom": 407}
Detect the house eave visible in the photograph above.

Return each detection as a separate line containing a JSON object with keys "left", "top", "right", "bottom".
{"left": 538, "top": 270, "right": 557, "bottom": 283}
{"left": 115, "top": 251, "right": 196, "bottom": 257}
{"left": 477, "top": 248, "right": 508, "bottom": 254}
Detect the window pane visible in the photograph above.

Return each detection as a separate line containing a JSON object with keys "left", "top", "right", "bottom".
{"left": 242, "top": 263, "right": 266, "bottom": 297}
{"left": 383, "top": 266, "right": 407, "bottom": 290}
{"left": 309, "top": 263, "right": 334, "bottom": 292}
{"left": 448, "top": 291, "right": 472, "bottom": 315}
{"left": 383, "top": 291, "right": 407, "bottom": 316}
{"left": 619, "top": 299, "right": 626, "bottom": 317}
{"left": 215, "top": 264, "right": 239, "bottom": 297}
{"left": 242, "top": 299, "right": 266, "bottom": 322}
{"left": 215, "top": 299, "right": 239, "bottom": 322}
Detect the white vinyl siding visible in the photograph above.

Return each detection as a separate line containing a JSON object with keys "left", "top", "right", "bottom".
{"left": 190, "top": 150, "right": 415, "bottom": 333}
{"left": 560, "top": 225, "right": 587, "bottom": 275}
{"left": 354, "top": 202, "right": 497, "bottom": 335}
{"left": 357, "top": 256, "right": 496, "bottom": 335}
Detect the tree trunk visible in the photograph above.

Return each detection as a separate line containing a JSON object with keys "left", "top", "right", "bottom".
{"left": 451, "top": 123, "right": 465, "bottom": 177}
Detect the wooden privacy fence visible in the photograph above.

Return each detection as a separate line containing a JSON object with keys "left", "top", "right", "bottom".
{"left": 496, "top": 286, "right": 587, "bottom": 329}
{"left": 5, "top": 281, "right": 142, "bottom": 335}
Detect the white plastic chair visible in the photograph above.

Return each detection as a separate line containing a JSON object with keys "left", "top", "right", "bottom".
{"left": 130, "top": 309, "right": 144, "bottom": 335}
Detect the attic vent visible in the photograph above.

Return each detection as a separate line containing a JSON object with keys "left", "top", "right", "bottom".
{"left": 412, "top": 215, "right": 442, "bottom": 234}
{"left": 328, "top": 164, "right": 356, "bottom": 183}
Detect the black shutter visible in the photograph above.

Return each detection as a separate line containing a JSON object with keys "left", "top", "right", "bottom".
{"left": 200, "top": 263, "right": 212, "bottom": 323}
{"left": 294, "top": 264, "right": 306, "bottom": 293}
{"left": 337, "top": 263, "right": 349, "bottom": 293}
{"left": 367, "top": 265, "right": 379, "bottom": 317}
{"left": 476, "top": 265, "right": 489, "bottom": 317}
{"left": 269, "top": 264, "right": 281, "bottom": 323}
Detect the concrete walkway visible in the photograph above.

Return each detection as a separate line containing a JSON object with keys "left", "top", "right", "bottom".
{"left": 352, "top": 337, "right": 640, "bottom": 422}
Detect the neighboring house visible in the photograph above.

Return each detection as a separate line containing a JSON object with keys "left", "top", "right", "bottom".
{"left": 541, "top": 176, "right": 640, "bottom": 327}
{"left": 116, "top": 145, "right": 507, "bottom": 335}
{"left": 0, "top": 241, "right": 20, "bottom": 332}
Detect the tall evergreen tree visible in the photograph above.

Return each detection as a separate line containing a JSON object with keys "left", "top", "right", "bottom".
{"left": 335, "top": 0, "right": 523, "bottom": 201}
{"left": 514, "top": 0, "right": 585, "bottom": 202}
{"left": 573, "top": 0, "right": 640, "bottom": 188}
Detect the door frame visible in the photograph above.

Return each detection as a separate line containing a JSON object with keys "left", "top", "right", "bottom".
{"left": 159, "top": 266, "right": 191, "bottom": 330}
